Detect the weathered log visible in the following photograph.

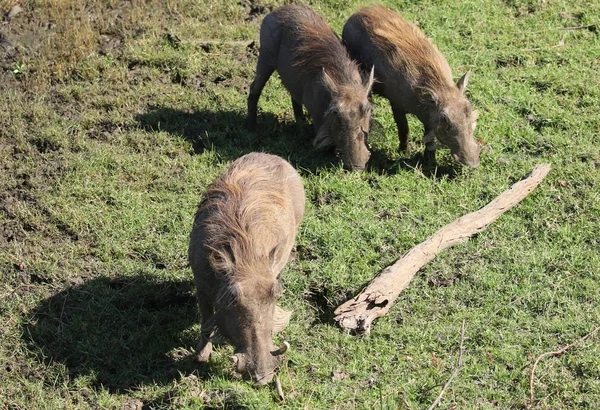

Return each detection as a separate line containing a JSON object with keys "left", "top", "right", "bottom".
{"left": 334, "top": 164, "right": 552, "bottom": 334}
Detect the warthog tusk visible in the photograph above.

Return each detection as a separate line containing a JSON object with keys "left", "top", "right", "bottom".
{"left": 277, "top": 341, "right": 290, "bottom": 355}
{"left": 231, "top": 355, "right": 238, "bottom": 365}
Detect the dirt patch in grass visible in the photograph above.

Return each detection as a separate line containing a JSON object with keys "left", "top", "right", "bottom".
{"left": 0, "top": 1, "right": 182, "bottom": 87}
{"left": 240, "top": 0, "right": 274, "bottom": 21}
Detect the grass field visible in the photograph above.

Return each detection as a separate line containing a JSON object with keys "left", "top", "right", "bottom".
{"left": 1, "top": 0, "right": 599, "bottom": 408}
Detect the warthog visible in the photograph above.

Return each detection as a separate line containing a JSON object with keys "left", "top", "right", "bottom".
{"left": 245, "top": 4, "right": 374, "bottom": 171}
{"left": 188, "top": 152, "right": 305, "bottom": 385}
{"left": 342, "top": 6, "right": 480, "bottom": 167}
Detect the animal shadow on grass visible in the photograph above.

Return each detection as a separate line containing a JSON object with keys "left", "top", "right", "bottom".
{"left": 394, "top": 152, "right": 459, "bottom": 180}
{"left": 367, "top": 120, "right": 460, "bottom": 179}
{"left": 23, "top": 276, "right": 225, "bottom": 392}
{"left": 134, "top": 106, "right": 458, "bottom": 177}
{"left": 135, "top": 106, "right": 339, "bottom": 173}
{"left": 304, "top": 281, "right": 358, "bottom": 326}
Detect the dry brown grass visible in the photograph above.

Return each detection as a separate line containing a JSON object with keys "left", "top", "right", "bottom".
{"left": 5, "top": 0, "right": 177, "bottom": 86}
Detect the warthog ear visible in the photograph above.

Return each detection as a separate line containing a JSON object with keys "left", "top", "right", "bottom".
{"left": 322, "top": 68, "right": 339, "bottom": 96}
{"left": 272, "top": 305, "right": 292, "bottom": 335}
{"left": 457, "top": 70, "right": 471, "bottom": 94}
{"left": 418, "top": 86, "right": 440, "bottom": 105}
{"left": 268, "top": 246, "right": 280, "bottom": 271}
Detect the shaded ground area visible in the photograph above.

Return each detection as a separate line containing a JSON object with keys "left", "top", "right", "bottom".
{"left": 134, "top": 105, "right": 375, "bottom": 174}
{"left": 24, "top": 277, "right": 200, "bottom": 392}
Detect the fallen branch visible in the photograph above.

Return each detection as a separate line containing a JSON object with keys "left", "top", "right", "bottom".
{"left": 427, "top": 321, "right": 466, "bottom": 410}
{"left": 275, "top": 376, "right": 285, "bottom": 402}
{"left": 525, "top": 23, "right": 597, "bottom": 34}
{"left": 334, "top": 164, "right": 552, "bottom": 334}
{"left": 528, "top": 325, "right": 600, "bottom": 407}
{"left": 558, "top": 24, "right": 597, "bottom": 31}
{"left": 192, "top": 39, "right": 257, "bottom": 48}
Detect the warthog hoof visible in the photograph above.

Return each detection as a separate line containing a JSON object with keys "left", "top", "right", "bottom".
{"left": 196, "top": 340, "right": 213, "bottom": 362}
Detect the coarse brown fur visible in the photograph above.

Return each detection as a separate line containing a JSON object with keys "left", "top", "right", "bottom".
{"left": 357, "top": 6, "right": 453, "bottom": 93}
{"left": 200, "top": 168, "right": 287, "bottom": 280}
{"left": 276, "top": 6, "right": 360, "bottom": 86}
{"left": 189, "top": 152, "right": 305, "bottom": 385}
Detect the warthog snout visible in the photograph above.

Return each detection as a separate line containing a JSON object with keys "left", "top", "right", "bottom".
{"left": 231, "top": 341, "right": 291, "bottom": 386}
{"left": 337, "top": 148, "right": 370, "bottom": 172}
{"left": 452, "top": 142, "right": 481, "bottom": 168}
{"left": 453, "top": 153, "right": 479, "bottom": 168}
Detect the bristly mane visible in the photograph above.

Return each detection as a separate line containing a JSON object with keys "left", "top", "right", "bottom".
{"left": 358, "top": 6, "right": 454, "bottom": 92}
{"left": 196, "top": 162, "right": 288, "bottom": 281}
{"left": 277, "top": 4, "right": 360, "bottom": 86}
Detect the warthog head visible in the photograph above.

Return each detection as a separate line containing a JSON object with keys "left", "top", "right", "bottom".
{"left": 314, "top": 67, "right": 375, "bottom": 171}
{"left": 425, "top": 71, "right": 481, "bottom": 168}
{"left": 214, "top": 273, "right": 292, "bottom": 385}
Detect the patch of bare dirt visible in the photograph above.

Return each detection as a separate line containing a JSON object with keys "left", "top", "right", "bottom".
{"left": 239, "top": 0, "right": 274, "bottom": 21}
{"left": 0, "top": 1, "right": 155, "bottom": 87}
{"left": 0, "top": 5, "right": 49, "bottom": 88}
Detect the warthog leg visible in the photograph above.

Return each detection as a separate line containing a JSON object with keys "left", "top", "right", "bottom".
{"left": 196, "top": 300, "right": 216, "bottom": 362}
{"left": 245, "top": 56, "right": 275, "bottom": 130}
{"left": 291, "top": 98, "right": 305, "bottom": 121}
{"left": 391, "top": 102, "right": 409, "bottom": 152}
{"left": 423, "top": 128, "right": 436, "bottom": 164}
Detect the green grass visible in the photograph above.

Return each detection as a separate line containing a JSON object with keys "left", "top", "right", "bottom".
{"left": 1, "top": 0, "right": 599, "bottom": 408}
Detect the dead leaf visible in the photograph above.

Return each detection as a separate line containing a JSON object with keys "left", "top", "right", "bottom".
{"left": 432, "top": 352, "right": 440, "bottom": 369}
{"left": 6, "top": 4, "right": 23, "bottom": 20}
{"left": 122, "top": 400, "right": 144, "bottom": 410}
{"left": 558, "top": 12, "right": 574, "bottom": 21}
{"left": 331, "top": 369, "right": 349, "bottom": 382}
